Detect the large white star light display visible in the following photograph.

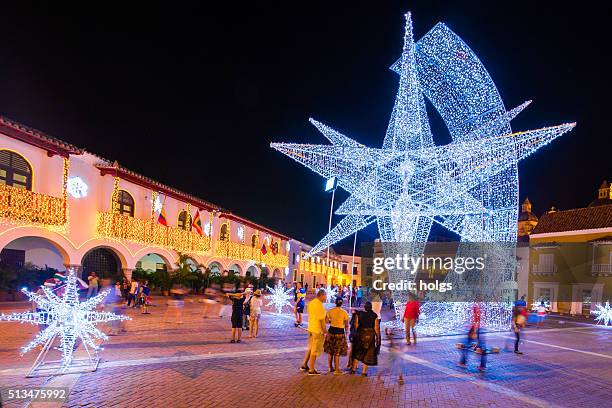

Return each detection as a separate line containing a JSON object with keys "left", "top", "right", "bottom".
{"left": 271, "top": 13, "right": 575, "bottom": 335}
{"left": 0, "top": 268, "right": 130, "bottom": 372}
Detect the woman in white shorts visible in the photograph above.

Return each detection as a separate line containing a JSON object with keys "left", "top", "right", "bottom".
{"left": 249, "top": 289, "right": 263, "bottom": 338}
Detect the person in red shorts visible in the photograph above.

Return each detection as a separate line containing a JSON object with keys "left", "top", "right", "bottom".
{"left": 402, "top": 292, "right": 420, "bottom": 345}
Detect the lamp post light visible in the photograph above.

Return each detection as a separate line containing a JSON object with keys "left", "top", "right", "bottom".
{"left": 324, "top": 177, "right": 337, "bottom": 286}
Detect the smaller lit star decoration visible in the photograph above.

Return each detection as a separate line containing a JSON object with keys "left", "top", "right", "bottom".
{"left": 265, "top": 281, "right": 294, "bottom": 314}
{"left": 325, "top": 286, "right": 338, "bottom": 304}
{"left": 67, "top": 177, "right": 88, "bottom": 199}
{"left": 592, "top": 301, "right": 612, "bottom": 326}
{"left": 0, "top": 268, "right": 130, "bottom": 369}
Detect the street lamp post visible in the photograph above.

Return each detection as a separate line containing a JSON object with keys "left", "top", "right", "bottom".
{"left": 324, "top": 177, "right": 337, "bottom": 286}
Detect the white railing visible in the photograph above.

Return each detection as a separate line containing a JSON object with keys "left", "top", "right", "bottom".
{"left": 592, "top": 264, "right": 612, "bottom": 274}
{"left": 531, "top": 264, "right": 557, "bottom": 275}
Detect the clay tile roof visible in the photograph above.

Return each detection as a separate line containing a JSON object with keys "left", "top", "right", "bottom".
{"left": 0, "top": 115, "right": 83, "bottom": 157}
{"left": 95, "top": 163, "right": 224, "bottom": 213}
{"left": 531, "top": 204, "right": 612, "bottom": 234}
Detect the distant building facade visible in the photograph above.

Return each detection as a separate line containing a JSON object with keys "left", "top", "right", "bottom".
{"left": 525, "top": 181, "right": 612, "bottom": 315}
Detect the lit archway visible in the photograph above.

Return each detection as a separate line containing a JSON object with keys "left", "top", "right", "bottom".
{"left": 246, "top": 264, "right": 260, "bottom": 278}
{"left": 228, "top": 263, "right": 243, "bottom": 276}
{"left": 81, "top": 246, "right": 123, "bottom": 282}
{"left": 1, "top": 236, "right": 70, "bottom": 273}
{"left": 208, "top": 261, "right": 223, "bottom": 274}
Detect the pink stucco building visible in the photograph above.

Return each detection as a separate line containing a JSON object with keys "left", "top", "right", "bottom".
{"left": 0, "top": 116, "right": 291, "bottom": 282}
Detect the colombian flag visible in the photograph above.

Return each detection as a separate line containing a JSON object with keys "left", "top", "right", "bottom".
{"left": 158, "top": 205, "right": 168, "bottom": 226}
{"left": 261, "top": 243, "right": 267, "bottom": 255}
{"left": 192, "top": 210, "right": 203, "bottom": 236}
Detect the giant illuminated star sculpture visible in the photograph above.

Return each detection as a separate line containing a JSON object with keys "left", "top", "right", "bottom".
{"left": 0, "top": 268, "right": 130, "bottom": 371}
{"left": 271, "top": 13, "right": 574, "bottom": 334}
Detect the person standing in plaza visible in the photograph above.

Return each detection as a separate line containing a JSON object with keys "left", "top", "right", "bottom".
{"left": 227, "top": 291, "right": 246, "bottom": 343}
{"left": 243, "top": 288, "right": 252, "bottom": 331}
{"left": 300, "top": 289, "right": 327, "bottom": 375}
{"left": 249, "top": 289, "right": 263, "bottom": 338}
{"left": 346, "top": 308, "right": 358, "bottom": 369}
{"left": 356, "top": 286, "right": 363, "bottom": 307}
{"left": 402, "top": 292, "right": 420, "bottom": 345}
{"left": 127, "top": 278, "right": 139, "bottom": 307}
{"left": 350, "top": 301, "right": 381, "bottom": 377}
{"left": 140, "top": 280, "right": 151, "bottom": 314}
{"left": 536, "top": 301, "right": 547, "bottom": 328}
{"left": 324, "top": 296, "right": 349, "bottom": 374}
{"left": 512, "top": 306, "right": 526, "bottom": 354}
{"left": 87, "top": 272, "right": 99, "bottom": 298}
{"left": 295, "top": 287, "right": 306, "bottom": 327}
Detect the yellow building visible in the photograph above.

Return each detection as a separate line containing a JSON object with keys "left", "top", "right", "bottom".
{"left": 528, "top": 181, "right": 612, "bottom": 315}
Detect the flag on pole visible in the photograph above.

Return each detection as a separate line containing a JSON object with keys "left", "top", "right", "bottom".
{"left": 54, "top": 272, "right": 66, "bottom": 282}
{"left": 158, "top": 205, "right": 168, "bottom": 226}
{"left": 192, "top": 210, "right": 203, "bottom": 236}
{"left": 261, "top": 243, "right": 267, "bottom": 255}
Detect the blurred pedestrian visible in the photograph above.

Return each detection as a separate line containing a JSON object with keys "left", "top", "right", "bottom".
{"left": 356, "top": 286, "right": 363, "bottom": 307}
{"left": 165, "top": 286, "right": 187, "bottom": 324}
{"left": 127, "top": 278, "right": 139, "bottom": 307}
{"left": 140, "top": 280, "right": 151, "bottom": 314}
{"left": 243, "top": 288, "right": 252, "bottom": 331}
{"left": 385, "top": 327, "right": 405, "bottom": 384}
{"left": 86, "top": 272, "right": 99, "bottom": 298}
{"left": 457, "top": 302, "right": 486, "bottom": 372}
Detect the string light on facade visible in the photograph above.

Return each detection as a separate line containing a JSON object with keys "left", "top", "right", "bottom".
{"left": 592, "top": 301, "right": 612, "bottom": 326}
{"left": 271, "top": 12, "right": 575, "bottom": 335}
{"left": 0, "top": 268, "right": 130, "bottom": 371}
{"left": 265, "top": 281, "right": 294, "bottom": 314}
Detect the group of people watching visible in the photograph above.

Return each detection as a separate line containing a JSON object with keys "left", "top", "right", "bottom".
{"left": 301, "top": 289, "right": 382, "bottom": 376}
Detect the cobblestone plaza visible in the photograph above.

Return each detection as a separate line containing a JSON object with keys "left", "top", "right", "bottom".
{"left": 0, "top": 300, "right": 610, "bottom": 408}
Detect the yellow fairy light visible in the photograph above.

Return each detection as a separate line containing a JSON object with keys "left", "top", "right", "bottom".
{"left": 96, "top": 211, "right": 211, "bottom": 254}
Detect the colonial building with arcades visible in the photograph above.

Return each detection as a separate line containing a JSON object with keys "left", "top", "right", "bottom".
{"left": 0, "top": 115, "right": 293, "bottom": 283}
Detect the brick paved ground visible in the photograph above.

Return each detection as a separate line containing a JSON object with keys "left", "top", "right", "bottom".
{"left": 0, "top": 300, "right": 610, "bottom": 408}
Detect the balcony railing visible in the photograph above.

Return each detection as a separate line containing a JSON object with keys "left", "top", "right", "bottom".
{"left": 299, "top": 260, "right": 341, "bottom": 276}
{"left": 97, "top": 211, "right": 210, "bottom": 254}
{"left": 214, "top": 241, "right": 288, "bottom": 270}
{"left": 592, "top": 263, "right": 612, "bottom": 276}
{"left": 531, "top": 263, "right": 558, "bottom": 275}
{"left": 0, "top": 184, "right": 66, "bottom": 226}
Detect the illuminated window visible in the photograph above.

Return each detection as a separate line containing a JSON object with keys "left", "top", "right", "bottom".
{"left": 114, "top": 190, "right": 135, "bottom": 217}
{"left": 251, "top": 234, "right": 258, "bottom": 248}
{"left": 0, "top": 150, "right": 32, "bottom": 190}
{"left": 219, "top": 223, "right": 229, "bottom": 241}
{"left": 178, "top": 210, "right": 191, "bottom": 231}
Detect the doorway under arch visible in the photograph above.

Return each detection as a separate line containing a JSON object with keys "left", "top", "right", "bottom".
{"left": 81, "top": 247, "right": 122, "bottom": 282}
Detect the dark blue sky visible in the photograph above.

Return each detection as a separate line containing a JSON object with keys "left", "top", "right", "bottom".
{"left": 0, "top": 2, "right": 608, "bottom": 251}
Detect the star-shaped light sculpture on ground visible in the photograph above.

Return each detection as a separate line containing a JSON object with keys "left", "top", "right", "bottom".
{"left": 272, "top": 12, "right": 575, "bottom": 334}
{"left": 0, "top": 268, "right": 130, "bottom": 369}
{"left": 324, "top": 286, "right": 338, "bottom": 304}
{"left": 265, "top": 282, "right": 294, "bottom": 314}
{"left": 592, "top": 301, "right": 612, "bottom": 326}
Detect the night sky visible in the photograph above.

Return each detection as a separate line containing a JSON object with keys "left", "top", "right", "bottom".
{"left": 0, "top": 2, "right": 609, "bottom": 252}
